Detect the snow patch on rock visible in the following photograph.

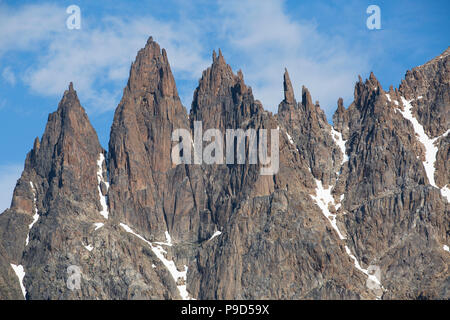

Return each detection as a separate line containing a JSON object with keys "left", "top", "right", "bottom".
{"left": 398, "top": 97, "right": 450, "bottom": 196}
{"left": 385, "top": 93, "right": 391, "bottom": 102}
{"left": 330, "top": 128, "right": 348, "bottom": 164}
{"left": 285, "top": 132, "right": 294, "bottom": 145}
{"left": 311, "top": 179, "right": 346, "bottom": 240}
{"left": 311, "top": 179, "right": 385, "bottom": 298}
{"left": 155, "top": 231, "right": 173, "bottom": 247}
{"left": 11, "top": 263, "right": 26, "bottom": 299}
{"left": 441, "top": 186, "right": 450, "bottom": 202}
{"left": 25, "top": 182, "right": 39, "bottom": 246}
{"left": 119, "top": 223, "right": 192, "bottom": 300}
{"left": 209, "top": 230, "right": 222, "bottom": 241}
{"left": 344, "top": 246, "right": 383, "bottom": 299}
{"left": 96, "top": 153, "right": 110, "bottom": 219}
{"left": 93, "top": 222, "right": 104, "bottom": 231}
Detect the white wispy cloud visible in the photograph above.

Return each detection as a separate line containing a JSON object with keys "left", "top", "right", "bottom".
{"left": 0, "top": 164, "right": 22, "bottom": 214}
{"left": 0, "top": 3, "right": 209, "bottom": 113}
{"left": 2, "top": 67, "right": 16, "bottom": 85}
{"left": 216, "top": 0, "right": 370, "bottom": 116}
{"left": 0, "top": 3, "right": 65, "bottom": 56}
{"left": 0, "top": 1, "right": 370, "bottom": 118}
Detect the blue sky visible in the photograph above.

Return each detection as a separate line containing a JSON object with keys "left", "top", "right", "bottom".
{"left": 0, "top": 0, "right": 449, "bottom": 211}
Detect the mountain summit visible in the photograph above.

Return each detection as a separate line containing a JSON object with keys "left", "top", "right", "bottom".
{"left": 0, "top": 39, "right": 448, "bottom": 300}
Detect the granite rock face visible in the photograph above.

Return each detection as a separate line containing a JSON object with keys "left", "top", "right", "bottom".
{"left": 0, "top": 39, "right": 448, "bottom": 300}
{"left": 108, "top": 37, "right": 201, "bottom": 243}
{"left": 0, "top": 82, "right": 179, "bottom": 299}
{"left": 334, "top": 61, "right": 449, "bottom": 299}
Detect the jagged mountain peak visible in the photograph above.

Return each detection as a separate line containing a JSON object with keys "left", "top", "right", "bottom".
{"left": 332, "top": 97, "right": 349, "bottom": 135}
{"left": 411, "top": 46, "right": 450, "bottom": 71}
{"left": 352, "top": 72, "right": 385, "bottom": 110}
{"left": 125, "top": 36, "right": 179, "bottom": 100}
{"left": 0, "top": 37, "right": 449, "bottom": 301}
{"left": 21, "top": 80, "right": 104, "bottom": 203}
{"left": 212, "top": 48, "right": 226, "bottom": 64}
{"left": 398, "top": 45, "right": 449, "bottom": 137}
{"left": 301, "top": 85, "right": 313, "bottom": 108}
{"left": 283, "top": 68, "right": 295, "bottom": 105}
{"left": 197, "top": 48, "right": 238, "bottom": 93}
{"left": 190, "top": 48, "right": 258, "bottom": 130}
{"left": 46, "top": 82, "right": 100, "bottom": 144}
{"left": 32, "top": 137, "right": 40, "bottom": 152}
{"left": 58, "top": 82, "right": 83, "bottom": 112}
{"left": 336, "top": 97, "right": 345, "bottom": 112}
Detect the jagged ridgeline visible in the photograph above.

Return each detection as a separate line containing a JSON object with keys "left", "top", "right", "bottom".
{"left": 0, "top": 37, "right": 448, "bottom": 300}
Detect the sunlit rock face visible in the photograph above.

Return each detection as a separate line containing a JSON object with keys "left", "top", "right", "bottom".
{"left": 0, "top": 40, "right": 448, "bottom": 300}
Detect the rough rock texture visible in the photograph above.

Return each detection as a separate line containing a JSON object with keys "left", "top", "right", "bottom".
{"left": 399, "top": 48, "right": 449, "bottom": 137}
{"left": 277, "top": 70, "right": 343, "bottom": 187}
{"left": 333, "top": 59, "right": 449, "bottom": 299}
{"left": 0, "top": 39, "right": 448, "bottom": 300}
{"left": 187, "top": 54, "right": 373, "bottom": 299}
{"left": 0, "top": 83, "right": 179, "bottom": 299}
{"left": 108, "top": 37, "right": 208, "bottom": 244}
{"left": 398, "top": 48, "right": 450, "bottom": 192}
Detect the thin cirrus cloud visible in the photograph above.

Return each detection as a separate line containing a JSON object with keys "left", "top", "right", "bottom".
{"left": 215, "top": 0, "right": 370, "bottom": 115}
{"left": 2, "top": 67, "right": 16, "bottom": 85}
{"left": 23, "top": 16, "right": 210, "bottom": 113}
{"left": 0, "top": 2, "right": 209, "bottom": 113}
{"left": 0, "top": 1, "right": 370, "bottom": 117}
{"left": 0, "top": 3, "right": 65, "bottom": 56}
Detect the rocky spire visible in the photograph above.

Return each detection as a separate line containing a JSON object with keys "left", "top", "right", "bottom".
{"left": 125, "top": 37, "right": 180, "bottom": 100}
{"left": 0, "top": 82, "right": 105, "bottom": 299}
{"left": 399, "top": 46, "right": 449, "bottom": 137}
{"left": 108, "top": 36, "right": 194, "bottom": 243}
{"left": 32, "top": 83, "right": 103, "bottom": 192}
{"left": 1, "top": 37, "right": 449, "bottom": 301}
{"left": 301, "top": 85, "right": 314, "bottom": 110}
{"left": 337, "top": 97, "right": 345, "bottom": 112}
{"left": 353, "top": 72, "right": 384, "bottom": 110}
{"left": 332, "top": 97, "right": 348, "bottom": 136}
{"left": 190, "top": 48, "right": 259, "bottom": 130}
{"left": 283, "top": 68, "right": 295, "bottom": 104}
{"left": 7, "top": 82, "right": 102, "bottom": 219}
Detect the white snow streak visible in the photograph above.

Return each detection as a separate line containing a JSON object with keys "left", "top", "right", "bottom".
{"left": 209, "top": 230, "right": 222, "bottom": 241}
{"left": 330, "top": 128, "right": 348, "bottom": 164}
{"left": 397, "top": 97, "right": 450, "bottom": 200}
{"left": 286, "top": 132, "right": 294, "bottom": 145}
{"left": 311, "top": 179, "right": 384, "bottom": 297}
{"left": 25, "top": 182, "right": 39, "bottom": 246}
{"left": 84, "top": 244, "right": 94, "bottom": 252}
{"left": 10, "top": 264, "right": 26, "bottom": 299}
{"left": 443, "top": 245, "right": 449, "bottom": 252}
{"left": 119, "top": 223, "right": 192, "bottom": 300}
{"left": 97, "top": 153, "right": 109, "bottom": 219}
{"left": 154, "top": 231, "right": 173, "bottom": 247}
{"left": 441, "top": 186, "right": 450, "bottom": 202}
{"left": 311, "top": 179, "right": 346, "bottom": 240}
{"left": 344, "top": 246, "right": 383, "bottom": 298}
{"left": 93, "top": 222, "right": 104, "bottom": 231}
{"left": 386, "top": 94, "right": 399, "bottom": 105}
